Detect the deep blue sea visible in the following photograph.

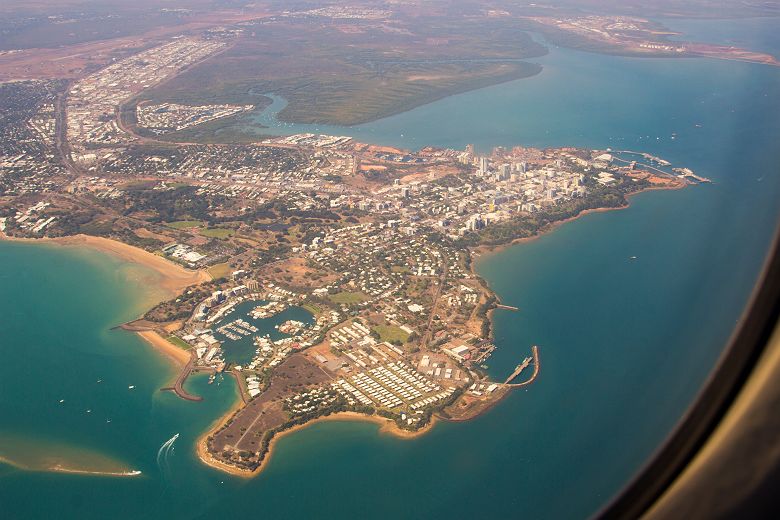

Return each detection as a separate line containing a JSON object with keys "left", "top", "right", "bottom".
{"left": 1, "top": 17, "right": 779, "bottom": 519}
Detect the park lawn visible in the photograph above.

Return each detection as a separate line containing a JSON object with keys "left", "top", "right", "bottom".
{"left": 302, "top": 302, "right": 322, "bottom": 315}
{"left": 166, "top": 335, "right": 192, "bottom": 351}
{"left": 119, "top": 179, "right": 156, "bottom": 190}
{"left": 166, "top": 220, "right": 203, "bottom": 229}
{"left": 372, "top": 325, "right": 409, "bottom": 344}
{"left": 207, "top": 262, "right": 232, "bottom": 279}
{"left": 329, "top": 291, "right": 368, "bottom": 305}
{"left": 200, "top": 227, "right": 234, "bottom": 239}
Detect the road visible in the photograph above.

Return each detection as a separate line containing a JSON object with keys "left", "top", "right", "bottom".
{"left": 421, "top": 247, "right": 449, "bottom": 348}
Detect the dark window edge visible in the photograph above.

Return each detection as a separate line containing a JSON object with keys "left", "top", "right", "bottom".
{"left": 594, "top": 225, "right": 780, "bottom": 519}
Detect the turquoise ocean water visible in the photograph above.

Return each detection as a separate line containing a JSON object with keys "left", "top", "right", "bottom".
{"left": 1, "top": 17, "right": 779, "bottom": 519}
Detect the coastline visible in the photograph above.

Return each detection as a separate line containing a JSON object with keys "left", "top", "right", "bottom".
{"left": 2, "top": 182, "right": 682, "bottom": 480}
{"left": 260, "top": 62, "right": 546, "bottom": 129}
{"left": 0, "top": 232, "right": 208, "bottom": 372}
{"left": 195, "top": 386, "right": 252, "bottom": 478}
{"left": 136, "top": 330, "right": 190, "bottom": 367}
{"left": 470, "top": 182, "right": 687, "bottom": 346}
{"left": 196, "top": 410, "right": 436, "bottom": 478}
{"left": 193, "top": 183, "right": 677, "bottom": 478}
{"left": 0, "top": 233, "right": 210, "bottom": 300}
{"left": 0, "top": 454, "right": 141, "bottom": 478}
{"left": 473, "top": 183, "right": 687, "bottom": 266}
{"left": 44, "top": 466, "right": 142, "bottom": 478}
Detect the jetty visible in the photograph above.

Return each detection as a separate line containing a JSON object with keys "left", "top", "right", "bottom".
{"left": 613, "top": 150, "right": 671, "bottom": 166}
{"left": 612, "top": 150, "right": 711, "bottom": 184}
{"left": 496, "top": 304, "right": 519, "bottom": 311}
{"left": 505, "top": 345, "right": 540, "bottom": 387}
{"left": 161, "top": 352, "right": 203, "bottom": 401}
{"left": 674, "top": 167, "right": 712, "bottom": 183}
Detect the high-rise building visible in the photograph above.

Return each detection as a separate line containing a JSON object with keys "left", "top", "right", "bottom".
{"left": 478, "top": 157, "right": 489, "bottom": 175}
{"left": 466, "top": 213, "right": 486, "bottom": 231}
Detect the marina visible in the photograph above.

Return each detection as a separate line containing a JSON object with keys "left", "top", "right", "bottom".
{"left": 1, "top": 14, "right": 778, "bottom": 520}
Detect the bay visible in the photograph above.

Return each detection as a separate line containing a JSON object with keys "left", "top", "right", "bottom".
{"left": 1, "top": 16, "right": 779, "bottom": 519}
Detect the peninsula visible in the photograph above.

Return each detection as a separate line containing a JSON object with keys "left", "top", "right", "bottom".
{"left": 0, "top": 16, "right": 707, "bottom": 477}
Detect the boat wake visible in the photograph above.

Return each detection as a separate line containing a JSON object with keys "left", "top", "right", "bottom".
{"left": 156, "top": 433, "right": 179, "bottom": 482}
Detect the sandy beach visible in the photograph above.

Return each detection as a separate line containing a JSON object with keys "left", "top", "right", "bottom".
{"left": 196, "top": 410, "right": 435, "bottom": 478}
{"left": 3, "top": 184, "right": 667, "bottom": 481}
{"left": 0, "top": 233, "right": 210, "bottom": 299}
{"left": 136, "top": 330, "right": 191, "bottom": 367}
{"left": 45, "top": 466, "right": 143, "bottom": 478}
{"left": 0, "top": 232, "right": 210, "bottom": 370}
{"left": 0, "top": 455, "right": 141, "bottom": 478}
{"left": 195, "top": 391, "right": 252, "bottom": 478}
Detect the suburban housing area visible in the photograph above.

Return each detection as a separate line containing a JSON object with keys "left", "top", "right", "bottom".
{"left": 0, "top": 6, "right": 709, "bottom": 476}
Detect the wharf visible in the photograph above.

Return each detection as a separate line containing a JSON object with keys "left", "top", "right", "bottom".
{"left": 504, "top": 345, "right": 540, "bottom": 387}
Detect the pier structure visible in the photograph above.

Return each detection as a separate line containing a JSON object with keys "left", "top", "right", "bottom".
{"left": 161, "top": 352, "right": 203, "bottom": 401}
{"left": 504, "top": 345, "right": 540, "bottom": 387}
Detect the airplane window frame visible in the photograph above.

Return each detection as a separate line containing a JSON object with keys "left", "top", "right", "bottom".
{"left": 596, "top": 229, "right": 780, "bottom": 519}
